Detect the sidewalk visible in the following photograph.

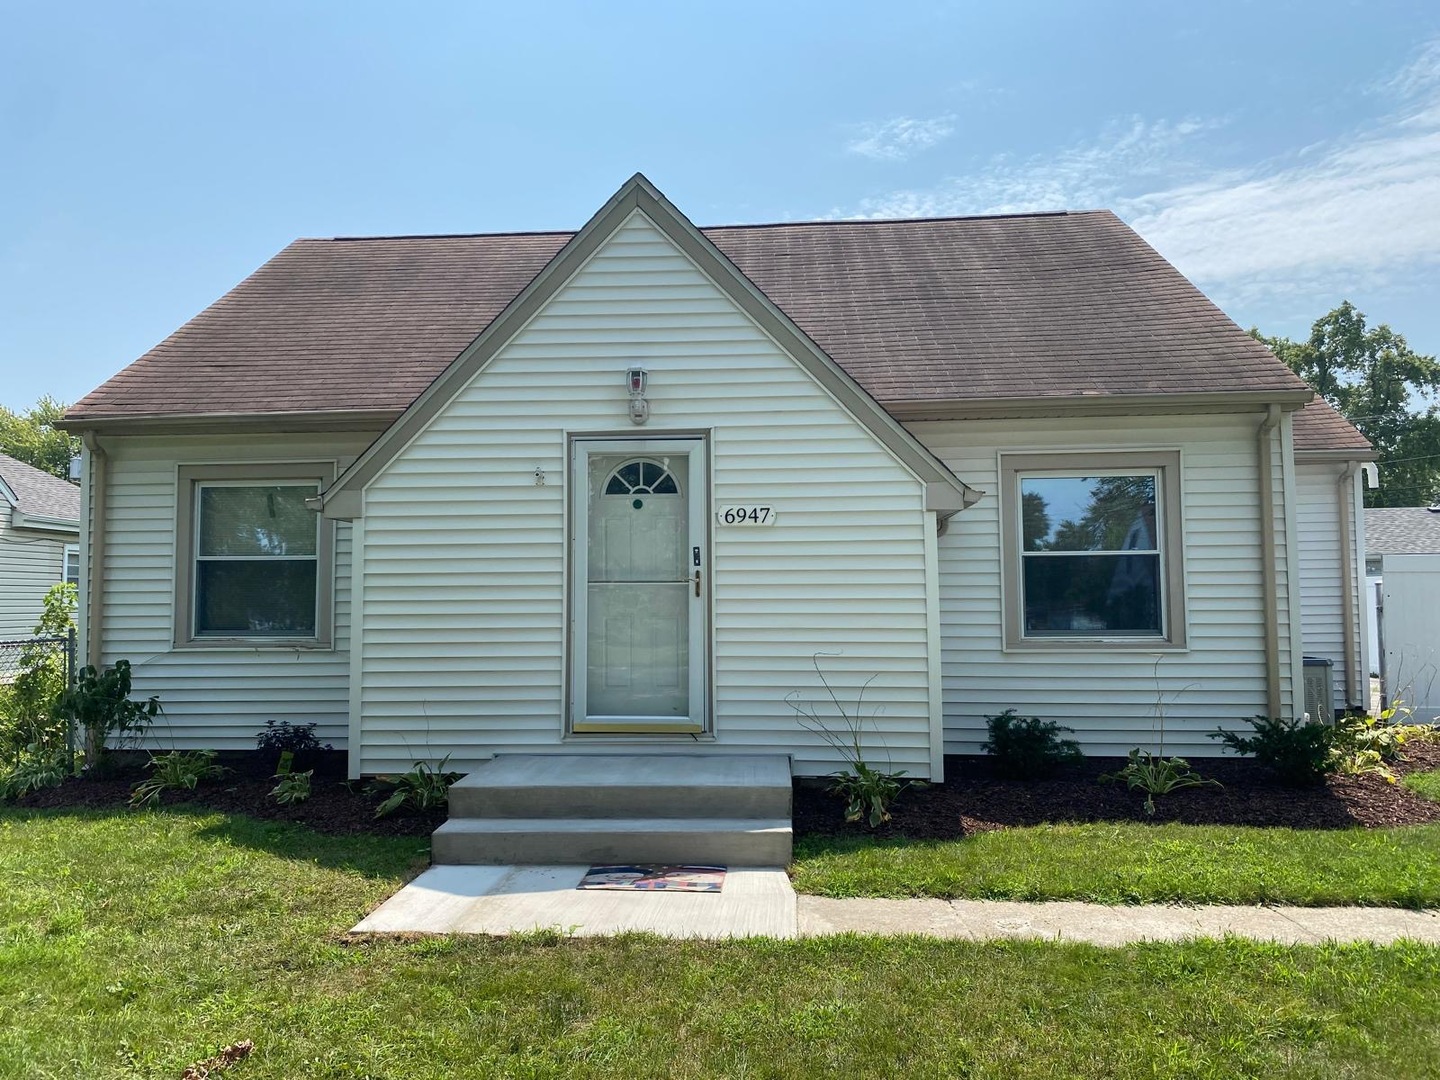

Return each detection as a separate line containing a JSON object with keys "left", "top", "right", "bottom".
{"left": 352, "top": 865, "right": 1440, "bottom": 945}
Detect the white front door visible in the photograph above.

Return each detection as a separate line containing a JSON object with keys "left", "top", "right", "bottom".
{"left": 571, "top": 437, "right": 707, "bottom": 732}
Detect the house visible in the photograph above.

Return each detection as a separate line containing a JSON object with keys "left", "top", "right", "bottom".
{"left": 1363, "top": 506, "right": 1440, "bottom": 719}
{"left": 0, "top": 453, "right": 80, "bottom": 639}
{"left": 58, "top": 174, "right": 1375, "bottom": 781}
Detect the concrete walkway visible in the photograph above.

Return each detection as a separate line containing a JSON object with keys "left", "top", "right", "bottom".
{"left": 351, "top": 866, "right": 1440, "bottom": 945}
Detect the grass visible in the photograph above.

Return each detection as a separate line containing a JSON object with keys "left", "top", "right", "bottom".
{"left": 792, "top": 823, "right": 1440, "bottom": 907}
{"left": 0, "top": 808, "right": 1437, "bottom": 1078}
{"left": 0, "top": 806, "right": 1434, "bottom": 1077}
{"left": 1403, "top": 768, "right": 1440, "bottom": 802}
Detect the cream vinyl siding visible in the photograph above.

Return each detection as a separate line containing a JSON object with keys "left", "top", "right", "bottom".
{"left": 356, "top": 211, "right": 935, "bottom": 778}
{"left": 94, "top": 433, "right": 378, "bottom": 748}
{"left": 0, "top": 509, "right": 73, "bottom": 638}
{"left": 1295, "top": 462, "right": 1364, "bottom": 710}
{"left": 909, "top": 413, "right": 1297, "bottom": 758}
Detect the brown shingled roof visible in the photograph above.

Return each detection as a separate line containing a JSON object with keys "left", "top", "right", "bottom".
{"left": 1292, "top": 397, "right": 1372, "bottom": 455}
{"left": 66, "top": 207, "right": 1315, "bottom": 426}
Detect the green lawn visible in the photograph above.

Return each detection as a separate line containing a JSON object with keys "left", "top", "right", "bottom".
{"left": 792, "top": 823, "right": 1440, "bottom": 906}
{"left": 3, "top": 808, "right": 1440, "bottom": 1078}
{"left": 1404, "top": 769, "right": 1440, "bottom": 802}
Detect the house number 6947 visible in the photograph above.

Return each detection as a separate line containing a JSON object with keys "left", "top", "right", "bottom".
{"left": 717, "top": 505, "right": 776, "bottom": 525}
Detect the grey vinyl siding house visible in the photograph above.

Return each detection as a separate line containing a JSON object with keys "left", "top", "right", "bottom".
{"left": 60, "top": 174, "right": 1373, "bottom": 779}
{"left": 0, "top": 453, "right": 80, "bottom": 639}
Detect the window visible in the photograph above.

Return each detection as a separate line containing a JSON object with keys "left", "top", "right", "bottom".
{"left": 1000, "top": 452, "right": 1185, "bottom": 649}
{"left": 174, "top": 464, "right": 334, "bottom": 647}
{"left": 604, "top": 459, "right": 680, "bottom": 495}
{"left": 63, "top": 544, "right": 79, "bottom": 587}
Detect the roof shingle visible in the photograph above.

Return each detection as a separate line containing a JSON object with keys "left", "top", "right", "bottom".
{"left": 67, "top": 209, "right": 1331, "bottom": 434}
{"left": 1365, "top": 507, "right": 1440, "bottom": 556}
{"left": 0, "top": 453, "right": 81, "bottom": 525}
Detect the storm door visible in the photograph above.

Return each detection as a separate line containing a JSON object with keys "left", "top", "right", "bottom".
{"left": 570, "top": 438, "right": 707, "bottom": 732}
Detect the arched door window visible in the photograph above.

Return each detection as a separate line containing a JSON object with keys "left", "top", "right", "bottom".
{"left": 604, "top": 459, "right": 680, "bottom": 496}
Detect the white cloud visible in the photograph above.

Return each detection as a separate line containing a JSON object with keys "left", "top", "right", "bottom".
{"left": 838, "top": 39, "right": 1440, "bottom": 307}
{"left": 846, "top": 114, "right": 956, "bottom": 162}
{"left": 843, "top": 116, "right": 1219, "bottom": 217}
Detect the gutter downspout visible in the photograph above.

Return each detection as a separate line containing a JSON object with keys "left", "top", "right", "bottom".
{"left": 1257, "top": 406, "right": 1283, "bottom": 719}
{"left": 1337, "top": 462, "right": 1361, "bottom": 710}
{"left": 81, "top": 432, "right": 107, "bottom": 670}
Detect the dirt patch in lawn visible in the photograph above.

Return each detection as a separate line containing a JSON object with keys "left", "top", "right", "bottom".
{"left": 17, "top": 768, "right": 444, "bottom": 838}
{"left": 794, "top": 742, "right": 1440, "bottom": 840}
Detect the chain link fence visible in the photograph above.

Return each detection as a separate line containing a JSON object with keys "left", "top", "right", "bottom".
{"left": 0, "top": 629, "right": 77, "bottom": 761}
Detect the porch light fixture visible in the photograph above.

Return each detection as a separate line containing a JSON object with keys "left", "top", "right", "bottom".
{"left": 627, "top": 366, "right": 650, "bottom": 425}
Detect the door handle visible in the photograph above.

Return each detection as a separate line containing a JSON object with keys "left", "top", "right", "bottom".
{"left": 694, "top": 569, "right": 702, "bottom": 597}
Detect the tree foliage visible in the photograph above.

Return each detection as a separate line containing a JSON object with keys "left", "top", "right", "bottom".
{"left": 0, "top": 396, "right": 80, "bottom": 480}
{"left": 1253, "top": 302, "right": 1440, "bottom": 507}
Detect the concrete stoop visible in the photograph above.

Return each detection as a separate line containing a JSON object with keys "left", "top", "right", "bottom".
{"left": 432, "top": 753, "right": 794, "bottom": 866}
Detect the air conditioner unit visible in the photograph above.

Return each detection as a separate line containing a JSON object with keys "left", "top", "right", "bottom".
{"left": 1302, "top": 657, "right": 1335, "bottom": 725}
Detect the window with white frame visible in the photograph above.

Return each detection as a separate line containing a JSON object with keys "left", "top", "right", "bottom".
{"left": 63, "top": 544, "right": 79, "bottom": 587}
{"left": 175, "top": 464, "right": 333, "bottom": 646}
{"left": 1001, "top": 452, "right": 1185, "bottom": 648}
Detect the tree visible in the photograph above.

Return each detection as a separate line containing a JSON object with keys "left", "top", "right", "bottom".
{"left": 0, "top": 397, "right": 80, "bottom": 480}
{"left": 1253, "top": 302, "right": 1440, "bottom": 508}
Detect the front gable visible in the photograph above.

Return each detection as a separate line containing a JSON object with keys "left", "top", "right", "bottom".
{"left": 322, "top": 173, "right": 977, "bottom": 519}
{"left": 349, "top": 194, "right": 956, "bottom": 777}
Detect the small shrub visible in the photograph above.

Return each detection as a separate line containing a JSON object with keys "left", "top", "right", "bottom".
{"left": 256, "top": 719, "right": 331, "bottom": 756}
{"left": 1209, "top": 716, "right": 1335, "bottom": 787}
{"left": 1, "top": 584, "right": 77, "bottom": 769}
{"left": 130, "top": 750, "right": 227, "bottom": 807}
{"left": 982, "top": 709, "right": 1084, "bottom": 778}
{"left": 1100, "top": 750, "right": 1221, "bottom": 815}
{"left": 369, "top": 756, "right": 459, "bottom": 817}
{"left": 58, "top": 660, "right": 160, "bottom": 772}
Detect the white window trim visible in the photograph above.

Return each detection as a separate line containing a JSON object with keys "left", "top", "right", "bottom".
{"left": 999, "top": 450, "right": 1187, "bottom": 651}
{"left": 173, "top": 463, "right": 335, "bottom": 649}
{"left": 62, "top": 543, "right": 80, "bottom": 587}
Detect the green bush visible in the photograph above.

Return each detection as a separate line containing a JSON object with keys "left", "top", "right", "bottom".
{"left": 982, "top": 709, "right": 1084, "bottom": 778}
{"left": 0, "top": 584, "right": 76, "bottom": 769}
{"left": 1209, "top": 716, "right": 1336, "bottom": 786}
{"left": 130, "top": 750, "right": 227, "bottom": 807}
{"left": 58, "top": 660, "right": 160, "bottom": 772}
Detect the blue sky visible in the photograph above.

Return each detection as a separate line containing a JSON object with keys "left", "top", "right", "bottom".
{"left": 3, "top": 1, "right": 1439, "bottom": 411}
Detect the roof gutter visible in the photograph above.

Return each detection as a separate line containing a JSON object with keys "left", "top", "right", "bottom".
{"left": 54, "top": 409, "right": 402, "bottom": 436}
{"left": 1338, "top": 462, "right": 1361, "bottom": 711}
{"left": 11, "top": 511, "right": 80, "bottom": 532}
{"left": 885, "top": 389, "right": 1314, "bottom": 423}
{"left": 1257, "top": 405, "right": 1283, "bottom": 720}
{"left": 80, "top": 432, "right": 108, "bottom": 671}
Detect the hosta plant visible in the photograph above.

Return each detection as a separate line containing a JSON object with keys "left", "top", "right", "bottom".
{"left": 130, "top": 750, "right": 227, "bottom": 807}
{"left": 369, "top": 756, "right": 460, "bottom": 817}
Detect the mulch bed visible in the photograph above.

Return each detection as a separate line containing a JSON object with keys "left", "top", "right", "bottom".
{"left": 15, "top": 745, "right": 1440, "bottom": 842}
{"left": 794, "top": 743, "right": 1440, "bottom": 840}
{"left": 17, "top": 766, "right": 445, "bottom": 838}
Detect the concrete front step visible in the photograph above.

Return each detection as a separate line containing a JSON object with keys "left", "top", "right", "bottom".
{"left": 432, "top": 817, "right": 794, "bottom": 867}
{"left": 447, "top": 753, "right": 793, "bottom": 820}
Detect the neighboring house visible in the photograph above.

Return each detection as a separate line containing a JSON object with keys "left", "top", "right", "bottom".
{"left": 59, "top": 174, "right": 1374, "bottom": 779}
{"left": 1363, "top": 507, "right": 1440, "bottom": 720}
{"left": 0, "top": 453, "right": 80, "bottom": 639}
